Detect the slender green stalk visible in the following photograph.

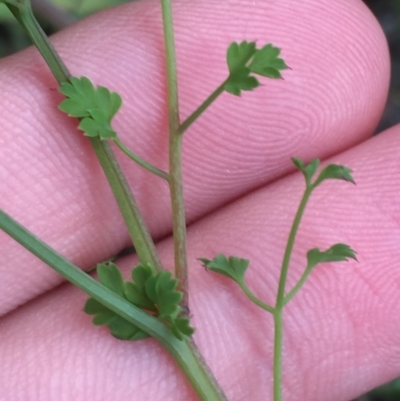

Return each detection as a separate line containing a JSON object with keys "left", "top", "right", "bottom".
{"left": 113, "top": 138, "right": 170, "bottom": 181}
{"left": 283, "top": 267, "right": 312, "bottom": 306}
{"left": 160, "top": 0, "right": 189, "bottom": 307}
{"left": 0, "top": 210, "right": 228, "bottom": 401}
{"left": 179, "top": 81, "right": 227, "bottom": 135}
{"left": 9, "top": 3, "right": 162, "bottom": 272}
{"left": 275, "top": 185, "right": 312, "bottom": 306}
{"left": 239, "top": 281, "right": 275, "bottom": 314}
{"left": 273, "top": 308, "right": 284, "bottom": 401}
{"left": 90, "top": 139, "right": 163, "bottom": 272}
{"left": 159, "top": 2, "right": 229, "bottom": 398}
{"left": 7, "top": 1, "right": 70, "bottom": 83}
{"left": 273, "top": 184, "right": 313, "bottom": 401}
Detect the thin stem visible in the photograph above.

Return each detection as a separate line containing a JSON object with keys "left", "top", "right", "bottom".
{"left": 160, "top": 0, "right": 189, "bottom": 307}
{"left": 0, "top": 210, "right": 228, "bottom": 401}
{"left": 283, "top": 267, "right": 312, "bottom": 306}
{"left": 273, "top": 183, "right": 313, "bottom": 401}
{"left": 11, "top": 3, "right": 162, "bottom": 272}
{"left": 113, "top": 138, "right": 170, "bottom": 181}
{"left": 179, "top": 80, "right": 227, "bottom": 135}
{"left": 273, "top": 307, "right": 284, "bottom": 401}
{"left": 275, "top": 185, "right": 312, "bottom": 307}
{"left": 7, "top": 2, "right": 71, "bottom": 83}
{"left": 239, "top": 281, "right": 275, "bottom": 314}
{"left": 90, "top": 139, "right": 163, "bottom": 272}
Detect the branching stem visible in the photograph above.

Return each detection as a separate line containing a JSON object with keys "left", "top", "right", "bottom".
{"left": 0, "top": 210, "right": 228, "bottom": 401}
{"left": 273, "top": 183, "right": 313, "bottom": 401}
{"left": 8, "top": 2, "right": 163, "bottom": 272}
{"left": 239, "top": 281, "right": 275, "bottom": 314}
{"left": 160, "top": 0, "right": 189, "bottom": 308}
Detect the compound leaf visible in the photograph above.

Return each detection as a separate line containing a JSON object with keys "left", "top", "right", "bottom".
{"left": 199, "top": 254, "right": 249, "bottom": 284}
{"left": 307, "top": 243, "right": 357, "bottom": 270}
{"left": 224, "top": 41, "right": 287, "bottom": 96}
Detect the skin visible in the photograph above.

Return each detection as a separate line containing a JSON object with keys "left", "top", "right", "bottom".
{"left": 0, "top": 0, "right": 398, "bottom": 400}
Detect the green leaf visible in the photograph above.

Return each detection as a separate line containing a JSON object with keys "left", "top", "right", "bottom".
{"left": 83, "top": 263, "right": 150, "bottom": 341}
{"left": 199, "top": 254, "right": 249, "bottom": 284}
{"left": 292, "top": 158, "right": 320, "bottom": 182}
{"left": 78, "top": 109, "right": 117, "bottom": 140}
{"left": 58, "top": 76, "right": 96, "bottom": 118}
{"left": 224, "top": 41, "right": 288, "bottom": 96}
{"left": 307, "top": 243, "right": 357, "bottom": 270}
{"left": 226, "top": 41, "right": 257, "bottom": 73}
{"left": 313, "top": 164, "right": 355, "bottom": 187}
{"left": 171, "top": 317, "right": 196, "bottom": 341}
{"left": 224, "top": 68, "right": 260, "bottom": 96}
{"left": 58, "top": 76, "right": 122, "bottom": 139}
{"left": 108, "top": 316, "right": 150, "bottom": 341}
{"left": 145, "top": 271, "right": 182, "bottom": 318}
{"left": 249, "top": 44, "right": 288, "bottom": 79}
{"left": 84, "top": 298, "right": 108, "bottom": 315}
{"left": 96, "top": 262, "right": 125, "bottom": 297}
{"left": 84, "top": 262, "right": 194, "bottom": 342}
{"left": 224, "top": 41, "right": 260, "bottom": 96}
{"left": 125, "top": 264, "right": 156, "bottom": 311}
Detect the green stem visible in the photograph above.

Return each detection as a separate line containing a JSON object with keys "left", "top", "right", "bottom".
{"left": 283, "top": 267, "right": 312, "bottom": 306}
{"left": 273, "top": 307, "right": 284, "bottom": 401}
{"left": 90, "top": 139, "right": 163, "bottom": 272}
{"left": 159, "top": 2, "right": 228, "bottom": 399}
{"left": 160, "top": 0, "right": 188, "bottom": 307}
{"left": 239, "top": 281, "right": 274, "bottom": 314}
{"left": 7, "top": 2, "right": 71, "bottom": 83}
{"left": 179, "top": 81, "right": 227, "bottom": 135}
{"left": 113, "top": 137, "right": 170, "bottom": 181}
{"left": 275, "top": 185, "right": 312, "bottom": 305}
{"left": 273, "top": 183, "right": 313, "bottom": 401}
{"left": 10, "top": 3, "right": 162, "bottom": 272}
{"left": 0, "top": 210, "right": 228, "bottom": 401}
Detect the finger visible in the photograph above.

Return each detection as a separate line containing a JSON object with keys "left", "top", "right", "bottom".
{"left": 1, "top": 123, "right": 400, "bottom": 400}
{"left": 0, "top": 0, "right": 389, "bottom": 316}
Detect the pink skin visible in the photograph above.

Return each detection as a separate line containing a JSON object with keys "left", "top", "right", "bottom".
{"left": 0, "top": 0, "right": 397, "bottom": 400}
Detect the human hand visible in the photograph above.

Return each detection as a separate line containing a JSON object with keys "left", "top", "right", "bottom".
{"left": 0, "top": 1, "right": 397, "bottom": 400}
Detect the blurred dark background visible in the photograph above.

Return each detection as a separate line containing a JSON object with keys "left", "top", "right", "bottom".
{"left": 0, "top": 1, "right": 399, "bottom": 400}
